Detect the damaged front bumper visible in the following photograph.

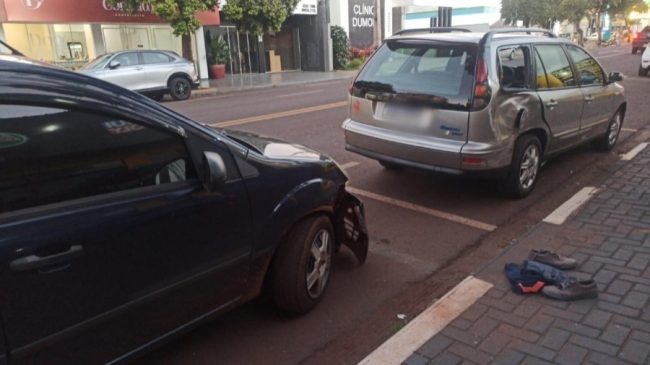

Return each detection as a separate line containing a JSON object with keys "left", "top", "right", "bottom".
{"left": 336, "top": 189, "right": 369, "bottom": 264}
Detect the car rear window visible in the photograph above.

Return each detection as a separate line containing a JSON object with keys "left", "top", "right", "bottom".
{"left": 353, "top": 40, "right": 477, "bottom": 110}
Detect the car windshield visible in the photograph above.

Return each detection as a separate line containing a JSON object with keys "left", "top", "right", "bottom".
{"left": 80, "top": 54, "right": 113, "bottom": 70}
{"left": 353, "top": 40, "right": 477, "bottom": 110}
{"left": 0, "top": 41, "right": 16, "bottom": 55}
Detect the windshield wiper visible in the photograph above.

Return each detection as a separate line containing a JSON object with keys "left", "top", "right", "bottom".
{"left": 354, "top": 80, "right": 395, "bottom": 93}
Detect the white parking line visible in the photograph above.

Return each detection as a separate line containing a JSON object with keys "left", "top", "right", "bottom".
{"left": 340, "top": 161, "right": 360, "bottom": 170}
{"left": 621, "top": 128, "right": 638, "bottom": 133}
{"left": 358, "top": 276, "right": 493, "bottom": 365}
{"left": 621, "top": 142, "right": 649, "bottom": 161}
{"left": 596, "top": 53, "right": 628, "bottom": 59}
{"left": 346, "top": 187, "right": 498, "bottom": 232}
{"left": 543, "top": 187, "right": 599, "bottom": 225}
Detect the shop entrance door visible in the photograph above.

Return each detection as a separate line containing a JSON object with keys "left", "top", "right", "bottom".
{"left": 126, "top": 27, "right": 151, "bottom": 49}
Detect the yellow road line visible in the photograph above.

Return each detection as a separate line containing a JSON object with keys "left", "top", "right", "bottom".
{"left": 347, "top": 187, "right": 498, "bottom": 232}
{"left": 210, "top": 101, "right": 347, "bottom": 128}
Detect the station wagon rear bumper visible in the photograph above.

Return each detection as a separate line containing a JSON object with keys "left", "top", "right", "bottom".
{"left": 343, "top": 119, "right": 511, "bottom": 178}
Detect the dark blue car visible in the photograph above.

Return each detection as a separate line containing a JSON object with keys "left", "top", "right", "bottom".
{"left": 0, "top": 52, "right": 368, "bottom": 364}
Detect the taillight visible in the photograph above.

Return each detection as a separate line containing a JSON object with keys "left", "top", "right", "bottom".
{"left": 472, "top": 58, "right": 490, "bottom": 109}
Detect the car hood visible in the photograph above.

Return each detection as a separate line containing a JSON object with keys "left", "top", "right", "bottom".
{"left": 222, "top": 129, "right": 328, "bottom": 162}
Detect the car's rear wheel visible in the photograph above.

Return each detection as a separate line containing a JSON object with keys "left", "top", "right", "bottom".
{"left": 271, "top": 215, "right": 334, "bottom": 314}
{"left": 632, "top": 47, "right": 638, "bottom": 54}
{"left": 169, "top": 77, "right": 191, "bottom": 101}
{"left": 639, "top": 65, "right": 649, "bottom": 77}
{"left": 593, "top": 109, "right": 623, "bottom": 151}
{"left": 378, "top": 160, "right": 402, "bottom": 170}
{"left": 499, "top": 134, "right": 542, "bottom": 199}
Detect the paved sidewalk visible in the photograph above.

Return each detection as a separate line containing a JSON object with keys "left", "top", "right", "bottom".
{"left": 404, "top": 143, "right": 650, "bottom": 365}
{"left": 190, "top": 70, "right": 357, "bottom": 99}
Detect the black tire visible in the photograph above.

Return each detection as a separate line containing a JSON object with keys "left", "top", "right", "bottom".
{"left": 499, "top": 134, "right": 542, "bottom": 199}
{"left": 632, "top": 47, "right": 638, "bottom": 54}
{"left": 378, "top": 160, "right": 402, "bottom": 170}
{"left": 639, "top": 65, "right": 649, "bottom": 77}
{"left": 169, "top": 77, "right": 192, "bottom": 101}
{"left": 593, "top": 109, "right": 623, "bottom": 151}
{"left": 149, "top": 92, "right": 164, "bottom": 102}
{"left": 271, "top": 216, "right": 334, "bottom": 314}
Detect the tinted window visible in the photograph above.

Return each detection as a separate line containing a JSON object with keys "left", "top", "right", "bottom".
{"left": 113, "top": 52, "right": 139, "bottom": 67}
{"left": 142, "top": 52, "right": 172, "bottom": 64}
{"left": 354, "top": 40, "right": 477, "bottom": 109}
{"left": 534, "top": 50, "right": 549, "bottom": 89}
{"left": 535, "top": 45, "right": 576, "bottom": 89}
{"left": 498, "top": 46, "right": 530, "bottom": 89}
{"left": 565, "top": 45, "right": 604, "bottom": 85}
{"left": 0, "top": 105, "right": 193, "bottom": 214}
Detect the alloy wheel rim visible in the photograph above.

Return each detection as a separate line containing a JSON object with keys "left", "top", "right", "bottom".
{"left": 176, "top": 82, "right": 188, "bottom": 97}
{"left": 306, "top": 229, "right": 332, "bottom": 299}
{"left": 608, "top": 114, "right": 621, "bottom": 146}
{"left": 519, "top": 145, "right": 540, "bottom": 190}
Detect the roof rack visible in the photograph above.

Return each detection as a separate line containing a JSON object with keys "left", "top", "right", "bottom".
{"left": 0, "top": 39, "right": 24, "bottom": 56}
{"left": 393, "top": 27, "right": 471, "bottom": 36}
{"left": 479, "top": 28, "right": 556, "bottom": 46}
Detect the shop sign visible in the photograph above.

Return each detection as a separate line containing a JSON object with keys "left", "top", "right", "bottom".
{"left": 348, "top": 0, "right": 375, "bottom": 51}
{"left": 294, "top": 0, "right": 317, "bottom": 15}
{"left": 0, "top": 0, "right": 219, "bottom": 25}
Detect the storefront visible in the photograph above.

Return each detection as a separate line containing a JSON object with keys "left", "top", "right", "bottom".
{"left": 215, "top": 0, "right": 330, "bottom": 74}
{"left": 0, "top": 0, "right": 219, "bottom": 75}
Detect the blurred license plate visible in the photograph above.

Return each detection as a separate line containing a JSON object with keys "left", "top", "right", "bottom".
{"left": 382, "top": 104, "right": 423, "bottom": 121}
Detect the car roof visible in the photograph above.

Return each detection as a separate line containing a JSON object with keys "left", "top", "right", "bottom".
{"left": 0, "top": 55, "right": 184, "bottom": 135}
{"left": 387, "top": 31, "right": 573, "bottom": 46}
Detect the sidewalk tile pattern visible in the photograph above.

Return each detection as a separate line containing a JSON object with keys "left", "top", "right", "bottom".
{"left": 405, "top": 146, "right": 650, "bottom": 365}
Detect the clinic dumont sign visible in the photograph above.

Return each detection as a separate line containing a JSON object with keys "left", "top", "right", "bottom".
{"left": 348, "top": 0, "right": 375, "bottom": 54}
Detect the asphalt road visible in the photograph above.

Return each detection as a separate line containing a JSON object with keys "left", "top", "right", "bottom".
{"left": 137, "top": 44, "right": 650, "bottom": 365}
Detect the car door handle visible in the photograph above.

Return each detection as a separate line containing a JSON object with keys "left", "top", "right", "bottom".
{"left": 584, "top": 95, "right": 595, "bottom": 103}
{"left": 546, "top": 99, "right": 558, "bottom": 108}
{"left": 10, "top": 245, "right": 84, "bottom": 273}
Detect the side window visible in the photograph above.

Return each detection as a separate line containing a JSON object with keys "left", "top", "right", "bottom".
{"left": 0, "top": 105, "right": 194, "bottom": 214}
{"left": 498, "top": 46, "right": 530, "bottom": 89}
{"left": 565, "top": 45, "right": 604, "bottom": 85}
{"left": 534, "top": 50, "right": 550, "bottom": 89}
{"left": 142, "top": 52, "right": 172, "bottom": 65}
{"left": 535, "top": 45, "right": 576, "bottom": 89}
{"left": 112, "top": 52, "right": 139, "bottom": 67}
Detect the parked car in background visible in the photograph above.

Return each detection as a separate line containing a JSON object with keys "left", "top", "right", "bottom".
{"left": 632, "top": 26, "right": 650, "bottom": 54}
{"left": 80, "top": 50, "right": 199, "bottom": 101}
{"left": 640, "top": 46, "right": 650, "bottom": 76}
{"left": 0, "top": 55, "right": 368, "bottom": 364}
{"left": 343, "top": 28, "right": 626, "bottom": 198}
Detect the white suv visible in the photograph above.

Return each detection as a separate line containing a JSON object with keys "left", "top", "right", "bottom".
{"left": 80, "top": 50, "right": 199, "bottom": 101}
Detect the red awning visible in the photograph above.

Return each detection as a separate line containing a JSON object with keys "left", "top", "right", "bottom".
{"left": 0, "top": 0, "right": 219, "bottom": 25}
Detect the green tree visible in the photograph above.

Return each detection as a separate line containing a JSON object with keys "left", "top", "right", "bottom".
{"left": 222, "top": 0, "right": 299, "bottom": 36}
{"left": 609, "top": 0, "right": 649, "bottom": 30}
{"left": 331, "top": 25, "right": 350, "bottom": 70}
{"left": 560, "top": 0, "right": 595, "bottom": 45}
{"left": 107, "top": 0, "right": 219, "bottom": 61}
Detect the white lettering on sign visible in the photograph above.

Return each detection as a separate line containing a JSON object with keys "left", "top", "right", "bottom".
{"left": 102, "top": 0, "right": 153, "bottom": 13}
{"left": 21, "top": 0, "right": 45, "bottom": 10}
{"left": 351, "top": 4, "right": 374, "bottom": 28}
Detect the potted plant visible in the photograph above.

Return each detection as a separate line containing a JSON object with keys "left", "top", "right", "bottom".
{"left": 207, "top": 36, "right": 229, "bottom": 79}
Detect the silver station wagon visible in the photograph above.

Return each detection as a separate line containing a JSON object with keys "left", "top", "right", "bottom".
{"left": 343, "top": 28, "right": 626, "bottom": 198}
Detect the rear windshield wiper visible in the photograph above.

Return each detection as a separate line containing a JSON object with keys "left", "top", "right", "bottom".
{"left": 354, "top": 80, "right": 395, "bottom": 93}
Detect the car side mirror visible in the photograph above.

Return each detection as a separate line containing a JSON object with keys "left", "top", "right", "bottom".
{"left": 202, "top": 152, "right": 227, "bottom": 192}
{"left": 108, "top": 60, "right": 121, "bottom": 69}
{"left": 608, "top": 71, "right": 623, "bottom": 83}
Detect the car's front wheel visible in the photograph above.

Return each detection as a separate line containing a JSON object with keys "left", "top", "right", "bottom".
{"left": 632, "top": 47, "right": 638, "bottom": 54}
{"left": 499, "top": 134, "right": 542, "bottom": 199}
{"left": 639, "top": 65, "right": 649, "bottom": 77}
{"left": 271, "top": 215, "right": 334, "bottom": 313}
{"left": 593, "top": 109, "right": 623, "bottom": 151}
{"left": 169, "top": 77, "right": 192, "bottom": 101}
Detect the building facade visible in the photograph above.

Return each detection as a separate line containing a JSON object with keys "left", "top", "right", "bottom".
{"left": 0, "top": 0, "right": 219, "bottom": 81}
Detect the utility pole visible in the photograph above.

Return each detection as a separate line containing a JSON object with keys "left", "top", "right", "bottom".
{"left": 373, "top": 0, "right": 382, "bottom": 47}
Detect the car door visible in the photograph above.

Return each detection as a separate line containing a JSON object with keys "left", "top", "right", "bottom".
{"left": 534, "top": 44, "right": 584, "bottom": 153}
{"left": 142, "top": 51, "right": 174, "bottom": 90}
{"left": 564, "top": 44, "right": 614, "bottom": 141}
{"left": 0, "top": 104, "right": 252, "bottom": 364}
{"left": 101, "top": 52, "right": 147, "bottom": 91}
